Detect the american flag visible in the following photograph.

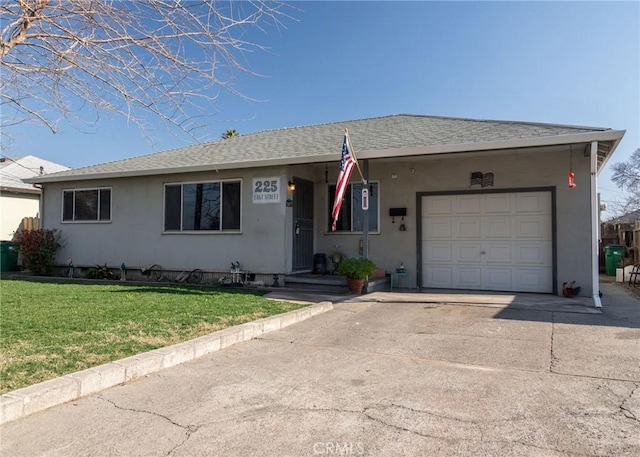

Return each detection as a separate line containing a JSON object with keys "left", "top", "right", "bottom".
{"left": 331, "top": 133, "right": 356, "bottom": 231}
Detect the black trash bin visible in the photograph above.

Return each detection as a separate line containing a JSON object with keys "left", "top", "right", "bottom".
{"left": 313, "top": 253, "right": 327, "bottom": 275}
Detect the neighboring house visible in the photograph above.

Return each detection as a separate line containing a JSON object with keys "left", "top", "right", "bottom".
{"left": 0, "top": 155, "right": 70, "bottom": 240}
{"left": 602, "top": 209, "right": 640, "bottom": 263}
{"left": 25, "top": 114, "right": 624, "bottom": 306}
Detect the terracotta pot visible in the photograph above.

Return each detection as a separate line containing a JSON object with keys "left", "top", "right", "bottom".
{"left": 347, "top": 278, "right": 365, "bottom": 294}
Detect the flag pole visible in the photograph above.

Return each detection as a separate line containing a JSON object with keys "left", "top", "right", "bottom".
{"left": 345, "top": 128, "right": 367, "bottom": 185}
{"left": 346, "top": 128, "right": 369, "bottom": 263}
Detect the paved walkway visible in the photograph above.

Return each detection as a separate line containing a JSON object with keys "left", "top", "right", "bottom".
{"left": 1, "top": 282, "right": 639, "bottom": 456}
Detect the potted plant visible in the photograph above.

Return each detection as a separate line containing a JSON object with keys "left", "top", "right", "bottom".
{"left": 336, "top": 256, "right": 377, "bottom": 294}
{"left": 562, "top": 281, "right": 581, "bottom": 298}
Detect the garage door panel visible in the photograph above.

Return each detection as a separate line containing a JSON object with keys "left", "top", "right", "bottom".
{"left": 454, "top": 218, "right": 482, "bottom": 239}
{"left": 482, "top": 268, "right": 513, "bottom": 291}
{"left": 424, "top": 196, "right": 453, "bottom": 215}
{"left": 454, "top": 243, "right": 482, "bottom": 263}
{"left": 514, "top": 241, "right": 552, "bottom": 265}
{"left": 426, "top": 242, "right": 453, "bottom": 262}
{"left": 516, "top": 192, "right": 551, "bottom": 213}
{"left": 425, "top": 218, "right": 453, "bottom": 239}
{"left": 484, "top": 194, "right": 512, "bottom": 214}
{"left": 483, "top": 218, "right": 512, "bottom": 239}
{"left": 513, "top": 268, "right": 553, "bottom": 292}
{"left": 422, "top": 192, "right": 553, "bottom": 293}
{"left": 454, "top": 267, "right": 482, "bottom": 289}
{"left": 457, "top": 195, "right": 482, "bottom": 214}
{"left": 484, "top": 243, "right": 512, "bottom": 264}
{"left": 515, "top": 216, "right": 551, "bottom": 239}
{"left": 425, "top": 266, "right": 453, "bottom": 288}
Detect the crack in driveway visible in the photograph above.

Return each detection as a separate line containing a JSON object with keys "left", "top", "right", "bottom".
{"left": 549, "top": 311, "right": 559, "bottom": 372}
{"left": 620, "top": 383, "right": 640, "bottom": 422}
{"left": 98, "top": 396, "right": 200, "bottom": 456}
{"left": 283, "top": 403, "right": 582, "bottom": 455}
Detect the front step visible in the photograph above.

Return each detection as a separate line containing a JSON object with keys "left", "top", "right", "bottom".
{"left": 284, "top": 273, "right": 391, "bottom": 294}
{"left": 284, "top": 274, "right": 348, "bottom": 293}
{"left": 367, "top": 276, "right": 391, "bottom": 293}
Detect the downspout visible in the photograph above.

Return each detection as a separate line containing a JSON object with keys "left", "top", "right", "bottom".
{"left": 590, "top": 141, "right": 602, "bottom": 308}
{"left": 34, "top": 184, "right": 43, "bottom": 229}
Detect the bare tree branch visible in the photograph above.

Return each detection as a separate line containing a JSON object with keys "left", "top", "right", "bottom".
{"left": 1, "top": 0, "right": 295, "bottom": 146}
{"left": 611, "top": 147, "right": 640, "bottom": 214}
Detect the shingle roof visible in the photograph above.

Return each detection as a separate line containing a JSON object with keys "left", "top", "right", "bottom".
{"left": 606, "top": 210, "right": 640, "bottom": 225}
{"left": 0, "top": 155, "right": 70, "bottom": 191}
{"left": 26, "top": 114, "right": 623, "bottom": 183}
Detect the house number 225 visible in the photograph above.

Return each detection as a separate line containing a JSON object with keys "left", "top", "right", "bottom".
{"left": 254, "top": 180, "right": 278, "bottom": 193}
{"left": 252, "top": 177, "right": 281, "bottom": 203}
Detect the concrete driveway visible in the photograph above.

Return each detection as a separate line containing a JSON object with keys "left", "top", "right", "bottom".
{"left": 1, "top": 282, "right": 639, "bottom": 456}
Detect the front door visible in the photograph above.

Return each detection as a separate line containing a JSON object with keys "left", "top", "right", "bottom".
{"left": 292, "top": 177, "right": 314, "bottom": 271}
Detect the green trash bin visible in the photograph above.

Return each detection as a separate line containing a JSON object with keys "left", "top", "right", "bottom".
{"left": 604, "top": 245, "right": 626, "bottom": 276}
{"left": 0, "top": 241, "right": 19, "bottom": 272}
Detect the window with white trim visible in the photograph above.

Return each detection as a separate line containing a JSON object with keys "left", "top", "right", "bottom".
{"left": 62, "top": 188, "right": 111, "bottom": 222}
{"left": 327, "top": 182, "right": 379, "bottom": 232}
{"left": 164, "top": 180, "right": 241, "bottom": 232}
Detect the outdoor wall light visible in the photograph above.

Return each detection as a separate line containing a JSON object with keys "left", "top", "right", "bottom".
{"left": 288, "top": 181, "right": 296, "bottom": 192}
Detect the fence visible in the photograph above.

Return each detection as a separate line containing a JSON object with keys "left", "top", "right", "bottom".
{"left": 19, "top": 217, "right": 40, "bottom": 232}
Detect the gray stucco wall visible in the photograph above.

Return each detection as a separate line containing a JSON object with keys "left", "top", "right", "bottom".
{"left": 42, "top": 145, "right": 594, "bottom": 296}
{"left": 313, "top": 146, "right": 593, "bottom": 296}
{"left": 43, "top": 167, "right": 290, "bottom": 274}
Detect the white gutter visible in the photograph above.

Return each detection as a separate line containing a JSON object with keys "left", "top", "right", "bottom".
{"left": 39, "top": 186, "right": 45, "bottom": 232}
{"left": 590, "top": 141, "right": 602, "bottom": 308}
{"left": 0, "top": 186, "right": 41, "bottom": 195}
{"left": 359, "top": 129, "right": 626, "bottom": 161}
{"left": 23, "top": 154, "right": 342, "bottom": 184}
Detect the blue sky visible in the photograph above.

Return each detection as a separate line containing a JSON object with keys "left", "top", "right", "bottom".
{"left": 4, "top": 1, "right": 639, "bottom": 214}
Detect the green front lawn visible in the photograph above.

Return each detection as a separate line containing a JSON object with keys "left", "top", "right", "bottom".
{"left": 0, "top": 279, "right": 304, "bottom": 393}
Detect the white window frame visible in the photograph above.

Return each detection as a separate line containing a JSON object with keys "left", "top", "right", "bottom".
{"left": 326, "top": 181, "right": 380, "bottom": 234}
{"left": 163, "top": 178, "right": 242, "bottom": 234}
{"left": 61, "top": 187, "right": 112, "bottom": 223}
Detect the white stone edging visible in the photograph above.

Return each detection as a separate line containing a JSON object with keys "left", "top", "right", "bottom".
{"left": 0, "top": 301, "right": 333, "bottom": 425}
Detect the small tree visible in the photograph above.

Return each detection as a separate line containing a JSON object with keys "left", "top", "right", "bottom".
{"left": 611, "top": 147, "right": 640, "bottom": 213}
{"left": 221, "top": 129, "right": 239, "bottom": 139}
{"left": 12, "top": 229, "right": 62, "bottom": 276}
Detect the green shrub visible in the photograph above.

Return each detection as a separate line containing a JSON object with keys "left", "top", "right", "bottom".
{"left": 12, "top": 229, "right": 62, "bottom": 276}
{"left": 335, "top": 257, "right": 377, "bottom": 279}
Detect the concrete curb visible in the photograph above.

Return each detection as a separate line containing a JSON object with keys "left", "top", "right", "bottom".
{"left": 0, "top": 301, "right": 334, "bottom": 425}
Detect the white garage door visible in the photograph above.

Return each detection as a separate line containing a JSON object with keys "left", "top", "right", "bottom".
{"left": 421, "top": 192, "right": 553, "bottom": 293}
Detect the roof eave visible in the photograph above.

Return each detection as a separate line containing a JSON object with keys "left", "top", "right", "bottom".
{"left": 595, "top": 132, "right": 625, "bottom": 174}
{"left": 359, "top": 129, "right": 626, "bottom": 161}
{"left": 24, "top": 153, "right": 342, "bottom": 184}
{"left": 1, "top": 185, "right": 41, "bottom": 195}
{"left": 25, "top": 129, "right": 625, "bottom": 184}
